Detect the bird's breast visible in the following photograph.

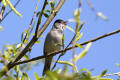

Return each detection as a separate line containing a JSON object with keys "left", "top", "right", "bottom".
{"left": 44, "top": 30, "right": 63, "bottom": 54}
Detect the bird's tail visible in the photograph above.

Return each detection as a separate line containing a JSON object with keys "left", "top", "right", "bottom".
{"left": 42, "top": 56, "right": 53, "bottom": 76}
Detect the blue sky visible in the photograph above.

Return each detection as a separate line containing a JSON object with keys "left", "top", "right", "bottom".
{"left": 0, "top": 0, "right": 120, "bottom": 79}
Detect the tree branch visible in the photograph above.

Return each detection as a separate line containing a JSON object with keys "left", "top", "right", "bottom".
{"left": 22, "top": 0, "right": 40, "bottom": 44}
{"left": 11, "top": 29, "right": 120, "bottom": 66}
{"left": 7, "top": 0, "right": 66, "bottom": 70}
{"left": 0, "top": 0, "right": 66, "bottom": 78}
{"left": 35, "top": 0, "right": 47, "bottom": 37}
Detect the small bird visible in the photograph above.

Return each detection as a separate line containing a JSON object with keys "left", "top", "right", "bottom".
{"left": 42, "top": 19, "right": 67, "bottom": 76}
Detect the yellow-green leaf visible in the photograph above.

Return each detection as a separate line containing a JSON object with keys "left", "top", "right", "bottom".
{"left": 75, "top": 32, "right": 83, "bottom": 42}
{"left": 6, "top": 0, "right": 22, "bottom": 17}
{"left": 99, "top": 69, "right": 108, "bottom": 77}
{"left": 66, "top": 26, "right": 75, "bottom": 33}
{"left": 34, "top": 73, "right": 39, "bottom": 80}
{"left": 62, "top": 34, "right": 65, "bottom": 49}
{"left": 36, "top": 41, "right": 40, "bottom": 44}
{"left": 2, "top": 0, "right": 7, "bottom": 7}
{"left": 0, "top": 26, "right": 3, "bottom": 31}
{"left": 99, "top": 78, "right": 113, "bottom": 80}
{"left": 21, "top": 72, "right": 30, "bottom": 80}
{"left": 116, "top": 63, "right": 120, "bottom": 67}
{"left": 76, "top": 42, "right": 92, "bottom": 61}
{"left": 16, "top": 43, "right": 22, "bottom": 48}
{"left": 57, "top": 61, "right": 78, "bottom": 72}
{"left": 97, "top": 12, "right": 108, "bottom": 20}
{"left": 75, "top": 43, "right": 84, "bottom": 48}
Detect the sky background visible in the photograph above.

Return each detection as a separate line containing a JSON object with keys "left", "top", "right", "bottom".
{"left": 0, "top": 0, "right": 120, "bottom": 79}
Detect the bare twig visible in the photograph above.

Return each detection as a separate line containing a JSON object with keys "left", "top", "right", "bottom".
{"left": 10, "top": 29, "right": 120, "bottom": 66}
{"left": 35, "top": 0, "right": 47, "bottom": 37}
{"left": 85, "top": 0, "right": 95, "bottom": 12}
{"left": 22, "top": 0, "right": 40, "bottom": 43}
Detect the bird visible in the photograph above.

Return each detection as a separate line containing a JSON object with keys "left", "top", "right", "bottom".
{"left": 42, "top": 19, "right": 67, "bottom": 76}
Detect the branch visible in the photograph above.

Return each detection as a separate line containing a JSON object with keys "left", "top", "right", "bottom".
{"left": 10, "top": 29, "right": 120, "bottom": 66}
{"left": 0, "top": 0, "right": 66, "bottom": 78}
{"left": 35, "top": 0, "right": 47, "bottom": 37}
{"left": 0, "top": 6, "right": 6, "bottom": 21}
{"left": 22, "top": 0, "right": 40, "bottom": 44}
{"left": 0, "top": 0, "right": 21, "bottom": 23}
{"left": 7, "top": 0, "right": 66, "bottom": 70}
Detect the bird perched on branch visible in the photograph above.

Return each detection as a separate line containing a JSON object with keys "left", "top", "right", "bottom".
{"left": 42, "top": 19, "right": 67, "bottom": 76}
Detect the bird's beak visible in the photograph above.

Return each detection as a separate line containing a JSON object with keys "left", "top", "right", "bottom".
{"left": 63, "top": 21, "right": 67, "bottom": 28}
{"left": 64, "top": 21, "right": 68, "bottom": 25}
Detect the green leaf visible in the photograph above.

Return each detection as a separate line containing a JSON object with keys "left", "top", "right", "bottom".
{"left": 78, "top": 21, "right": 85, "bottom": 31}
{"left": 6, "top": 0, "right": 22, "bottom": 17}
{"left": 99, "top": 69, "right": 108, "bottom": 77}
{"left": 6, "top": 53, "right": 10, "bottom": 59}
{"left": 44, "top": 10, "right": 50, "bottom": 13}
{"left": 25, "top": 29, "right": 28, "bottom": 33}
{"left": 21, "top": 32, "right": 24, "bottom": 42}
{"left": 34, "top": 73, "right": 39, "bottom": 80}
{"left": 74, "top": 8, "right": 81, "bottom": 24}
{"left": 75, "top": 32, "right": 83, "bottom": 42}
{"left": 57, "top": 61, "right": 77, "bottom": 72}
{"left": 62, "top": 34, "right": 65, "bottom": 49}
{"left": 76, "top": 42, "right": 92, "bottom": 61}
{"left": 24, "top": 40, "right": 29, "bottom": 43}
{"left": 50, "top": 0, "right": 55, "bottom": 13}
{"left": 2, "top": 0, "right": 7, "bottom": 7}
{"left": 14, "top": 65, "right": 19, "bottom": 73}
{"left": 98, "top": 78, "right": 113, "bottom": 80}
{"left": 79, "top": 68, "right": 91, "bottom": 77}
{"left": 0, "top": 77, "right": 15, "bottom": 80}
{"left": 24, "top": 55, "right": 29, "bottom": 60}
{"left": 36, "top": 11, "right": 40, "bottom": 17}
{"left": 16, "top": 43, "right": 21, "bottom": 49}
{"left": 21, "top": 72, "right": 30, "bottom": 80}
{"left": 0, "top": 26, "right": 3, "bottom": 31}
{"left": 5, "top": 45, "right": 12, "bottom": 49}
{"left": 116, "top": 63, "right": 120, "bottom": 67}
{"left": 66, "top": 26, "right": 75, "bottom": 33}
{"left": 12, "top": 44, "right": 16, "bottom": 54}
{"left": 97, "top": 12, "right": 108, "bottom": 20}
{"left": 43, "top": 12, "right": 49, "bottom": 18}
{"left": 75, "top": 43, "right": 84, "bottom": 48}
{"left": 57, "top": 61, "right": 73, "bottom": 67}
{"left": 36, "top": 41, "right": 40, "bottom": 44}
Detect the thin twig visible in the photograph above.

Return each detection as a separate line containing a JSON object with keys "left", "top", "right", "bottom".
{"left": 51, "top": 28, "right": 77, "bottom": 70}
{"left": 22, "top": 0, "right": 40, "bottom": 44}
{"left": 0, "top": 6, "right": 6, "bottom": 21}
{"left": 10, "top": 29, "right": 120, "bottom": 66}
{"left": 52, "top": 0, "right": 83, "bottom": 70}
{"left": 85, "top": 0, "right": 95, "bottom": 12}
{"left": 35, "top": 0, "right": 47, "bottom": 37}
{"left": 0, "top": 0, "right": 21, "bottom": 23}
